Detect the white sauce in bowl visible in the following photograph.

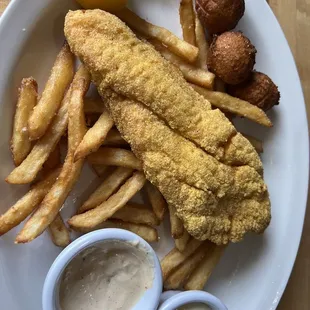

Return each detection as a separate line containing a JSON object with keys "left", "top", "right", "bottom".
{"left": 59, "top": 240, "right": 154, "bottom": 310}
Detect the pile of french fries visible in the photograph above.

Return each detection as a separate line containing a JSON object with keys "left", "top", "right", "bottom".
{"left": 0, "top": 0, "right": 268, "bottom": 291}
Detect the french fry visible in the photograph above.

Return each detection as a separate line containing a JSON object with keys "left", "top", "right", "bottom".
{"left": 68, "top": 172, "right": 146, "bottom": 230}
{"left": 103, "top": 128, "right": 127, "bottom": 146}
{"left": 191, "top": 84, "right": 273, "bottom": 127}
{"left": 0, "top": 168, "right": 60, "bottom": 236}
{"left": 117, "top": 8, "right": 198, "bottom": 63}
{"left": 179, "top": 0, "right": 196, "bottom": 46}
{"left": 44, "top": 143, "right": 61, "bottom": 171}
{"left": 15, "top": 66, "right": 91, "bottom": 243}
{"left": 164, "top": 244, "right": 208, "bottom": 290}
{"left": 184, "top": 245, "right": 226, "bottom": 290}
{"left": 11, "top": 77, "right": 38, "bottom": 166}
{"left": 87, "top": 147, "right": 142, "bottom": 170}
{"left": 73, "top": 219, "right": 158, "bottom": 243}
{"left": 152, "top": 41, "right": 214, "bottom": 89}
{"left": 48, "top": 213, "right": 71, "bottom": 247}
{"left": 84, "top": 97, "right": 105, "bottom": 114}
{"left": 168, "top": 204, "right": 184, "bottom": 239}
{"left": 78, "top": 167, "right": 133, "bottom": 213}
{"left": 243, "top": 134, "right": 264, "bottom": 153}
{"left": 194, "top": 15, "right": 209, "bottom": 69}
{"left": 161, "top": 238, "right": 203, "bottom": 281}
{"left": 90, "top": 164, "right": 109, "bottom": 177}
{"left": 111, "top": 203, "right": 159, "bottom": 226}
{"left": 6, "top": 79, "right": 72, "bottom": 184}
{"left": 146, "top": 182, "right": 166, "bottom": 221}
{"left": 175, "top": 230, "right": 190, "bottom": 252}
{"left": 74, "top": 110, "right": 114, "bottom": 161}
{"left": 28, "top": 43, "right": 74, "bottom": 140}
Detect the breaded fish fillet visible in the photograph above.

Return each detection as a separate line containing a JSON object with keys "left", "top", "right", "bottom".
{"left": 104, "top": 91, "right": 270, "bottom": 244}
{"left": 64, "top": 10, "right": 262, "bottom": 172}
{"left": 64, "top": 10, "right": 271, "bottom": 243}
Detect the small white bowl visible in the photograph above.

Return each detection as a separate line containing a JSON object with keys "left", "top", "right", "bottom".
{"left": 43, "top": 228, "right": 227, "bottom": 310}
{"left": 42, "top": 228, "right": 163, "bottom": 310}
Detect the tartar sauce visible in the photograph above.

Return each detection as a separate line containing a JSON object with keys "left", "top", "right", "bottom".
{"left": 59, "top": 240, "right": 154, "bottom": 310}
{"left": 178, "top": 303, "right": 211, "bottom": 310}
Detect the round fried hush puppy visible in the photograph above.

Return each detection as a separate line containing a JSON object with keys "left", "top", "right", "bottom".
{"left": 228, "top": 71, "right": 280, "bottom": 111}
{"left": 196, "top": 0, "right": 245, "bottom": 34}
{"left": 207, "top": 31, "right": 256, "bottom": 85}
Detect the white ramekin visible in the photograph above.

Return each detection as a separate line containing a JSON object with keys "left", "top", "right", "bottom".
{"left": 42, "top": 228, "right": 227, "bottom": 310}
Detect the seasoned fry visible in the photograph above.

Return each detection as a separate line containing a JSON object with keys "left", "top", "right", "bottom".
{"left": 103, "top": 128, "right": 127, "bottom": 146}
{"left": 78, "top": 167, "right": 133, "bottom": 213}
{"left": 15, "top": 66, "right": 91, "bottom": 243}
{"left": 28, "top": 43, "right": 74, "bottom": 140}
{"left": 87, "top": 147, "right": 142, "bottom": 170}
{"left": 0, "top": 168, "right": 60, "bottom": 236}
{"left": 44, "top": 143, "right": 61, "bottom": 171}
{"left": 117, "top": 8, "right": 198, "bottom": 63}
{"left": 161, "top": 238, "right": 203, "bottom": 281}
{"left": 11, "top": 77, "right": 38, "bottom": 166}
{"left": 73, "top": 219, "right": 158, "bottom": 243}
{"left": 194, "top": 15, "right": 209, "bottom": 68}
{"left": 191, "top": 84, "right": 273, "bottom": 127}
{"left": 152, "top": 41, "right": 214, "bottom": 89}
{"left": 68, "top": 172, "right": 146, "bottom": 230}
{"left": 48, "top": 213, "right": 71, "bottom": 247}
{"left": 111, "top": 203, "right": 159, "bottom": 226}
{"left": 75, "top": 110, "right": 114, "bottom": 161}
{"left": 164, "top": 244, "right": 208, "bottom": 290}
{"left": 243, "top": 134, "right": 264, "bottom": 153}
{"left": 179, "top": 0, "right": 196, "bottom": 46}
{"left": 6, "top": 80, "right": 73, "bottom": 184}
{"left": 184, "top": 245, "right": 226, "bottom": 290}
{"left": 168, "top": 204, "right": 184, "bottom": 239}
{"left": 175, "top": 230, "right": 190, "bottom": 252}
{"left": 84, "top": 97, "right": 105, "bottom": 114}
{"left": 146, "top": 182, "right": 166, "bottom": 221}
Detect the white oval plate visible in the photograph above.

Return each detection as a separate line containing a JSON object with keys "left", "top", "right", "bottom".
{"left": 0, "top": 0, "right": 308, "bottom": 309}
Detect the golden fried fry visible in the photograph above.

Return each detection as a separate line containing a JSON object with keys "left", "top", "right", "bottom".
{"left": 84, "top": 97, "right": 105, "bottom": 114}
{"left": 87, "top": 147, "right": 142, "bottom": 170}
{"left": 103, "top": 128, "right": 127, "bottom": 146}
{"left": 48, "top": 213, "right": 71, "bottom": 247}
{"left": 73, "top": 219, "right": 158, "bottom": 243}
{"left": 151, "top": 41, "right": 214, "bottom": 89}
{"left": 161, "top": 238, "right": 202, "bottom": 281}
{"left": 164, "top": 244, "right": 208, "bottom": 290}
{"left": 175, "top": 230, "right": 190, "bottom": 252}
{"left": 117, "top": 8, "right": 198, "bottom": 63}
{"left": 243, "top": 134, "right": 264, "bottom": 153}
{"left": 75, "top": 110, "right": 114, "bottom": 161}
{"left": 0, "top": 168, "right": 60, "bottom": 236}
{"left": 191, "top": 84, "right": 273, "bottom": 127}
{"left": 28, "top": 43, "right": 74, "bottom": 140}
{"left": 184, "top": 245, "right": 226, "bottom": 290}
{"left": 179, "top": 0, "right": 196, "bottom": 46}
{"left": 11, "top": 77, "right": 38, "bottom": 166}
{"left": 111, "top": 203, "right": 159, "bottom": 226}
{"left": 15, "top": 66, "right": 91, "bottom": 243}
{"left": 6, "top": 83, "right": 72, "bottom": 184}
{"left": 68, "top": 172, "right": 146, "bottom": 230}
{"left": 78, "top": 167, "right": 133, "bottom": 213}
{"left": 168, "top": 204, "right": 184, "bottom": 239}
{"left": 194, "top": 15, "right": 209, "bottom": 68}
{"left": 146, "top": 182, "right": 166, "bottom": 221}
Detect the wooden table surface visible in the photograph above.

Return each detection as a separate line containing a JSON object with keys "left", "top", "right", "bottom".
{"left": 0, "top": 0, "right": 309, "bottom": 309}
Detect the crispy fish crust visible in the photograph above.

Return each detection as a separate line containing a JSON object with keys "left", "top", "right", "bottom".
{"left": 64, "top": 10, "right": 271, "bottom": 243}
{"left": 64, "top": 10, "right": 262, "bottom": 172}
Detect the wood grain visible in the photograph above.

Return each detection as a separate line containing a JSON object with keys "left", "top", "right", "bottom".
{"left": 0, "top": 1, "right": 309, "bottom": 309}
